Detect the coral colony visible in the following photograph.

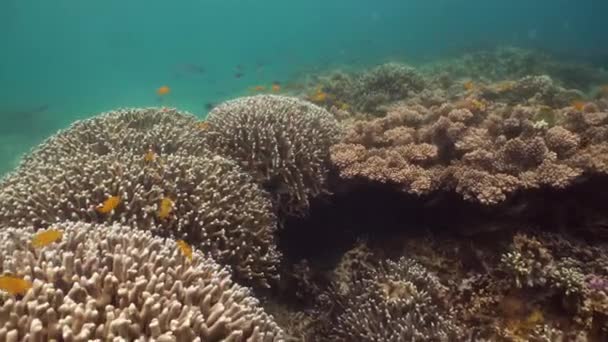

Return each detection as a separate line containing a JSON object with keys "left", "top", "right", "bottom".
{"left": 2, "top": 47, "right": 608, "bottom": 341}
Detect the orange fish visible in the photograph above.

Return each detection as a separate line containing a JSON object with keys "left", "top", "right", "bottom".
{"left": 158, "top": 197, "right": 174, "bottom": 220}
{"left": 572, "top": 100, "right": 586, "bottom": 111}
{"left": 463, "top": 81, "right": 475, "bottom": 91}
{"left": 198, "top": 121, "right": 210, "bottom": 130}
{"left": 311, "top": 91, "right": 327, "bottom": 103}
{"left": 250, "top": 85, "right": 266, "bottom": 92}
{"left": 157, "top": 86, "right": 171, "bottom": 96}
{"left": 96, "top": 196, "right": 121, "bottom": 214}
{"left": 271, "top": 83, "right": 281, "bottom": 92}
{"left": 144, "top": 149, "right": 157, "bottom": 162}
{"left": 176, "top": 240, "right": 193, "bottom": 261}
{"left": 31, "top": 229, "right": 63, "bottom": 248}
{"left": 0, "top": 275, "right": 32, "bottom": 296}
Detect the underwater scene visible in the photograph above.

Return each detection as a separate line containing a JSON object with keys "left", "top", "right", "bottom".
{"left": 2, "top": 0, "right": 608, "bottom": 341}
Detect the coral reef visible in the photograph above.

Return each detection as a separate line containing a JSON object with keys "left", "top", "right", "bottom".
{"left": 330, "top": 75, "right": 608, "bottom": 204}
{"left": 0, "top": 151, "right": 280, "bottom": 287}
{"left": 0, "top": 221, "right": 284, "bottom": 341}
{"left": 204, "top": 95, "right": 340, "bottom": 216}
{"left": 423, "top": 46, "right": 608, "bottom": 90}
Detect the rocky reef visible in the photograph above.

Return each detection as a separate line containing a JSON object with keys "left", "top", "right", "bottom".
{"left": 1, "top": 47, "right": 608, "bottom": 341}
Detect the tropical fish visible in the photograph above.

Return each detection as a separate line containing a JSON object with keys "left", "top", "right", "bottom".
{"left": 250, "top": 85, "right": 266, "bottom": 92}
{"left": 157, "top": 86, "right": 171, "bottom": 96}
{"left": 96, "top": 196, "right": 121, "bottom": 214}
{"left": 198, "top": 121, "right": 210, "bottom": 130}
{"left": 463, "top": 80, "right": 475, "bottom": 91}
{"left": 234, "top": 72, "right": 245, "bottom": 79}
{"left": 31, "top": 229, "right": 63, "bottom": 248}
{"left": 176, "top": 240, "right": 193, "bottom": 261}
{"left": 158, "top": 197, "right": 174, "bottom": 220}
{"left": 0, "top": 275, "right": 32, "bottom": 296}
{"left": 571, "top": 100, "right": 586, "bottom": 111}
{"left": 144, "top": 149, "right": 157, "bottom": 162}
{"left": 204, "top": 103, "right": 215, "bottom": 111}
{"left": 271, "top": 82, "right": 281, "bottom": 92}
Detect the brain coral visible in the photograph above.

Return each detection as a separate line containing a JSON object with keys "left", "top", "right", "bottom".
{"left": 0, "top": 221, "right": 285, "bottom": 341}
{"left": 0, "top": 151, "right": 280, "bottom": 288}
{"left": 204, "top": 95, "right": 341, "bottom": 216}
{"left": 324, "top": 257, "right": 463, "bottom": 341}
{"left": 19, "top": 107, "right": 207, "bottom": 168}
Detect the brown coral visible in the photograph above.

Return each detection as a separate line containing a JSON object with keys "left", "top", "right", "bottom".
{"left": 0, "top": 151, "right": 280, "bottom": 287}
{"left": 204, "top": 95, "right": 341, "bottom": 216}
{"left": 0, "top": 222, "right": 285, "bottom": 341}
{"left": 331, "top": 93, "right": 602, "bottom": 204}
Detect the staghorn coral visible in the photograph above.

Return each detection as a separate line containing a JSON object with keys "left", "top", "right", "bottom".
{"left": 0, "top": 151, "right": 280, "bottom": 288}
{"left": 17, "top": 107, "right": 207, "bottom": 168}
{"left": 316, "top": 257, "right": 464, "bottom": 342}
{"left": 204, "top": 95, "right": 340, "bottom": 217}
{"left": 0, "top": 221, "right": 285, "bottom": 341}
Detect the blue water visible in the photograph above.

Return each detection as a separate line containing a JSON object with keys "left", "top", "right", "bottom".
{"left": 1, "top": 0, "right": 607, "bottom": 173}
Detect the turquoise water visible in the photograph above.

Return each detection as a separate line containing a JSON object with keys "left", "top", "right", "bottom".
{"left": 1, "top": 0, "right": 607, "bottom": 174}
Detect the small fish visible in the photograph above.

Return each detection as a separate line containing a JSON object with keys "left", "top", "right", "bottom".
{"left": 250, "top": 85, "right": 266, "bottom": 92}
{"left": 234, "top": 72, "right": 244, "bottom": 79}
{"left": 158, "top": 197, "right": 174, "bottom": 220}
{"left": 271, "top": 82, "right": 281, "bottom": 92}
{"left": 144, "top": 149, "right": 157, "bottom": 162}
{"left": 198, "top": 121, "right": 210, "bottom": 130}
{"left": 204, "top": 103, "right": 215, "bottom": 111}
{"left": 96, "top": 196, "right": 121, "bottom": 214}
{"left": 157, "top": 86, "right": 171, "bottom": 96}
{"left": 463, "top": 81, "right": 475, "bottom": 91}
{"left": 176, "top": 240, "right": 193, "bottom": 261}
{"left": 571, "top": 100, "right": 586, "bottom": 111}
{"left": 31, "top": 229, "right": 63, "bottom": 248}
{"left": 600, "top": 85, "right": 608, "bottom": 96}
{"left": 310, "top": 91, "right": 328, "bottom": 103}
{"left": 0, "top": 275, "right": 32, "bottom": 296}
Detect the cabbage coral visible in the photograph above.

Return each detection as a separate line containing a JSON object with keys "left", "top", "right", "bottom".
{"left": 0, "top": 221, "right": 285, "bottom": 341}
{"left": 0, "top": 151, "right": 280, "bottom": 288}
{"left": 204, "top": 95, "right": 340, "bottom": 216}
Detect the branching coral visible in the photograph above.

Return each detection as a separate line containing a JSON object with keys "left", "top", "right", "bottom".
{"left": 204, "top": 95, "right": 340, "bottom": 216}
{"left": 331, "top": 92, "right": 597, "bottom": 204}
{"left": 318, "top": 63, "right": 426, "bottom": 113}
{"left": 0, "top": 221, "right": 285, "bottom": 341}
{"left": 317, "top": 257, "right": 464, "bottom": 342}
{"left": 18, "top": 107, "right": 207, "bottom": 168}
{"left": 0, "top": 151, "right": 280, "bottom": 287}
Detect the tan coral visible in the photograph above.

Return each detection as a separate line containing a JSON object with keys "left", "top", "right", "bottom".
{"left": 0, "top": 222, "right": 285, "bottom": 341}
{"left": 204, "top": 95, "right": 341, "bottom": 216}
{"left": 0, "top": 151, "right": 280, "bottom": 287}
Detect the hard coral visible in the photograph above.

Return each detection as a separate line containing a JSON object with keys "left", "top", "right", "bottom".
{"left": 0, "top": 151, "right": 280, "bottom": 288}
{"left": 320, "top": 63, "right": 426, "bottom": 114}
{"left": 0, "top": 222, "right": 285, "bottom": 341}
{"left": 321, "top": 257, "right": 464, "bottom": 342}
{"left": 204, "top": 95, "right": 340, "bottom": 217}
{"left": 332, "top": 97, "right": 590, "bottom": 204}
{"left": 18, "top": 107, "right": 207, "bottom": 168}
